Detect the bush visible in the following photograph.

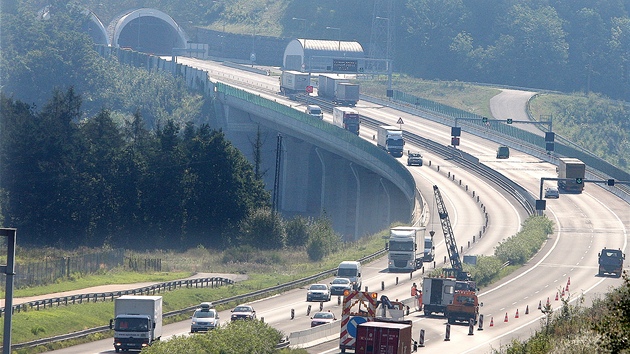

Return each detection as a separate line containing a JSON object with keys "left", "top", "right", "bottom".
{"left": 285, "top": 216, "right": 310, "bottom": 247}
{"left": 494, "top": 216, "right": 553, "bottom": 266}
{"left": 142, "top": 319, "right": 284, "bottom": 354}
{"left": 239, "top": 207, "right": 286, "bottom": 249}
{"left": 306, "top": 217, "right": 340, "bottom": 261}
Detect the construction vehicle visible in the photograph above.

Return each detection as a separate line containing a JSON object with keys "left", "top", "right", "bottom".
{"left": 339, "top": 291, "right": 379, "bottom": 353}
{"left": 557, "top": 158, "right": 586, "bottom": 193}
{"left": 445, "top": 290, "right": 480, "bottom": 324}
{"left": 355, "top": 322, "right": 413, "bottom": 354}
{"left": 598, "top": 248, "right": 625, "bottom": 277}
{"left": 422, "top": 277, "right": 456, "bottom": 316}
{"left": 422, "top": 185, "right": 479, "bottom": 317}
{"left": 432, "top": 185, "right": 473, "bottom": 282}
{"left": 339, "top": 292, "right": 413, "bottom": 353}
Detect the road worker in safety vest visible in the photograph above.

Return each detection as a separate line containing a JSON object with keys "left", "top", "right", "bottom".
{"left": 411, "top": 283, "right": 423, "bottom": 311}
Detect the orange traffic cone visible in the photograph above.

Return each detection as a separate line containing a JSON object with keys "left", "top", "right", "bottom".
{"left": 538, "top": 300, "right": 542, "bottom": 310}
{"left": 489, "top": 317, "right": 494, "bottom": 327}
{"left": 525, "top": 305, "right": 529, "bottom": 315}
{"left": 515, "top": 309, "right": 519, "bottom": 318}
{"left": 567, "top": 277, "right": 571, "bottom": 285}
{"left": 555, "top": 292, "right": 559, "bottom": 301}
{"left": 562, "top": 288, "right": 565, "bottom": 297}
{"left": 566, "top": 283, "right": 570, "bottom": 292}
{"left": 504, "top": 312, "right": 509, "bottom": 322}
{"left": 547, "top": 297, "right": 550, "bottom": 306}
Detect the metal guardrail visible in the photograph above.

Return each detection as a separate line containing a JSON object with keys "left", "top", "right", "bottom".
{"left": 9, "top": 249, "right": 386, "bottom": 350}
{"left": 1, "top": 277, "right": 233, "bottom": 316}
{"left": 363, "top": 93, "right": 630, "bottom": 205}
{"left": 360, "top": 116, "right": 536, "bottom": 216}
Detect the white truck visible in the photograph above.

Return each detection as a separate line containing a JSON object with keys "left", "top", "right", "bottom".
{"left": 333, "top": 107, "right": 360, "bottom": 135}
{"left": 318, "top": 74, "right": 359, "bottom": 106}
{"left": 557, "top": 157, "right": 586, "bottom": 193}
{"left": 387, "top": 226, "right": 426, "bottom": 272}
{"left": 377, "top": 125, "right": 404, "bottom": 157}
{"left": 280, "top": 70, "right": 310, "bottom": 96}
{"left": 110, "top": 295, "right": 163, "bottom": 352}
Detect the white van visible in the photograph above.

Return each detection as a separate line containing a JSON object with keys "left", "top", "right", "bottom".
{"left": 306, "top": 105, "right": 324, "bottom": 119}
{"left": 336, "top": 261, "right": 362, "bottom": 291}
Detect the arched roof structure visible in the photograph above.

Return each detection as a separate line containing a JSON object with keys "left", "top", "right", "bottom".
{"left": 83, "top": 9, "right": 109, "bottom": 46}
{"left": 109, "top": 8, "right": 187, "bottom": 55}
{"left": 283, "top": 39, "right": 365, "bottom": 72}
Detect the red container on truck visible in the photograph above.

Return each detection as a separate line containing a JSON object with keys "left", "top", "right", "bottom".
{"left": 355, "top": 321, "right": 412, "bottom": 354}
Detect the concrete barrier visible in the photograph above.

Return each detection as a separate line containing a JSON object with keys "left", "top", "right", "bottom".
{"left": 288, "top": 320, "right": 340, "bottom": 347}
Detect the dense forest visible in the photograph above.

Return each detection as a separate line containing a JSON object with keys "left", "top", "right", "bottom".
{"left": 0, "top": 89, "right": 271, "bottom": 249}
{"left": 52, "top": 0, "right": 630, "bottom": 102}
{"left": 0, "top": 2, "right": 345, "bottom": 253}
{"left": 1, "top": 1, "right": 628, "bottom": 249}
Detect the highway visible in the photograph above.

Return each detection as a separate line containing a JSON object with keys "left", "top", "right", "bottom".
{"left": 43, "top": 59, "right": 629, "bottom": 354}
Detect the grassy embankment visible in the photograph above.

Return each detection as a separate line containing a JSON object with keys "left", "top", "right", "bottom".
{"left": 3, "top": 231, "right": 387, "bottom": 353}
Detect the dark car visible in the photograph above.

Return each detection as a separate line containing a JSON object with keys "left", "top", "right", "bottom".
{"left": 496, "top": 146, "right": 510, "bottom": 159}
{"left": 230, "top": 305, "right": 256, "bottom": 321}
{"left": 329, "top": 277, "right": 353, "bottom": 296}
{"left": 310, "top": 311, "right": 336, "bottom": 327}
{"left": 407, "top": 152, "right": 423, "bottom": 166}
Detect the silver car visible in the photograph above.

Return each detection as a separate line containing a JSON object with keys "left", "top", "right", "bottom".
{"left": 545, "top": 186, "right": 559, "bottom": 198}
{"left": 329, "top": 277, "right": 352, "bottom": 296}
{"left": 190, "top": 304, "right": 219, "bottom": 332}
{"left": 306, "top": 283, "right": 331, "bottom": 302}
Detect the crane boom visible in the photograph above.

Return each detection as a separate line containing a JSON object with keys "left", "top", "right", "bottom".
{"left": 432, "top": 185, "right": 466, "bottom": 278}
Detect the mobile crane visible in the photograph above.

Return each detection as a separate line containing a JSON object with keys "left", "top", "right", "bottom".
{"left": 421, "top": 185, "right": 480, "bottom": 322}
{"left": 432, "top": 185, "right": 471, "bottom": 281}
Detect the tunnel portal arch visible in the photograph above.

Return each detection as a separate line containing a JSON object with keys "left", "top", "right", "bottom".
{"left": 110, "top": 8, "right": 187, "bottom": 55}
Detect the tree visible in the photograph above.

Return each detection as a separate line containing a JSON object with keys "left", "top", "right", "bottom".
{"left": 306, "top": 217, "right": 340, "bottom": 261}
{"left": 239, "top": 207, "right": 286, "bottom": 249}
{"left": 593, "top": 271, "right": 630, "bottom": 352}
{"left": 285, "top": 215, "right": 310, "bottom": 247}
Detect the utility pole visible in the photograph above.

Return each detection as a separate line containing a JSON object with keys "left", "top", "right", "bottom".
{"left": 272, "top": 134, "right": 283, "bottom": 213}
{"left": 1, "top": 228, "right": 17, "bottom": 354}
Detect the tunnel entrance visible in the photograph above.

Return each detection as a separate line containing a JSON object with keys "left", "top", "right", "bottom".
{"left": 117, "top": 16, "right": 182, "bottom": 55}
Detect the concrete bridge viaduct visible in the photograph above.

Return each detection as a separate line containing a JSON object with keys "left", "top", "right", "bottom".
{"left": 61, "top": 6, "right": 417, "bottom": 240}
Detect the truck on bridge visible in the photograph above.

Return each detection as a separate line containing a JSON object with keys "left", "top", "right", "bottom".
{"left": 318, "top": 74, "right": 359, "bottom": 106}
{"left": 333, "top": 107, "right": 360, "bottom": 135}
{"left": 280, "top": 70, "right": 310, "bottom": 96}
{"left": 377, "top": 125, "right": 404, "bottom": 158}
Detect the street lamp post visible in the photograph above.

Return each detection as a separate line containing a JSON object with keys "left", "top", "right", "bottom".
{"left": 293, "top": 17, "right": 308, "bottom": 74}
{"left": 326, "top": 26, "right": 341, "bottom": 51}
{"left": 376, "top": 16, "right": 393, "bottom": 95}
{"left": 292, "top": 17, "right": 307, "bottom": 38}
